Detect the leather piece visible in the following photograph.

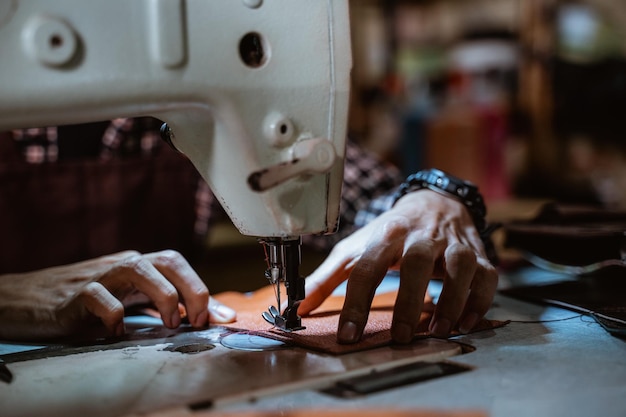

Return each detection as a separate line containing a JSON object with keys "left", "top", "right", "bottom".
{"left": 214, "top": 285, "right": 508, "bottom": 355}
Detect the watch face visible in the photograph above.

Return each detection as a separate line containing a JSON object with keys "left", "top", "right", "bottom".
{"left": 432, "top": 168, "right": 476, "bottom": 188}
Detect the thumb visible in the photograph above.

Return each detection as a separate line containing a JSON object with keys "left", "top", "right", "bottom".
{"left": 208, "top": 296, "right": 237, "bottom": 323}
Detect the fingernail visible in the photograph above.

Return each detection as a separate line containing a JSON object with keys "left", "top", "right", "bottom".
{"left": 210, "top": 304, "right": 236, "bottom": 323}
{"left": 338, "top": 321, "right": 359, "bottom": 344}
{"left": 116, "top": 322, "right": 126, "bottom": 337}
{"left": 429, "top": 318, "right": 451, "bottom": 338}
{"left": 170, "top": 311, "right": 181, "bottom": 328}
{"left": 391, "top": 322, "right": 413, "bottom": 344}
{"left": 459, "top": 313, "right": 479, "bottom": 334}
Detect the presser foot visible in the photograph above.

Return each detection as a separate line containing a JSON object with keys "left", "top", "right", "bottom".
{"left": 262, "top": 305, "right": 305, "bottom": 332}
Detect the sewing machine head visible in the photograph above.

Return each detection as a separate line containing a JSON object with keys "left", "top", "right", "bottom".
{"left": 0, "top": 0, "right": 351, "bottom": 330}
{"left": 0, "top": 0, "right": 351, "bottom": 238}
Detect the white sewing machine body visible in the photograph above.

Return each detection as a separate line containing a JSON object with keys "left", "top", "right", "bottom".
{"left": 0, "top": 0, "right": 352, "bottom": 239}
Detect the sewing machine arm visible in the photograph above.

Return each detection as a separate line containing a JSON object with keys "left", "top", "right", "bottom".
{"left": 0, "top": 0, "right": 352, "bottom": 330}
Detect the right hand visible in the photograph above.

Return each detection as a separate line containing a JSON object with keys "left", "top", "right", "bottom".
{"left": 299, "top": 190, "right": 498, "bottom": 344}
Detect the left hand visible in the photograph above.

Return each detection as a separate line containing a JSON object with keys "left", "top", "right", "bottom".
{"left": 299, "top": 189, "right": 498, "bottom": 344}
{"left": 0, "top": 250, "right": 236, "bottom": 341}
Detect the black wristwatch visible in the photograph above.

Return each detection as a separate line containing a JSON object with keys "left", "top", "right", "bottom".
{"left": 392, "top": 168, "right": 487, "bottom": 233}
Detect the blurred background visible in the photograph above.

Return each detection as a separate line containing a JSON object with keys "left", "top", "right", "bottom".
{"left": 348, "top": 0, "right": 626, "bottom": 209}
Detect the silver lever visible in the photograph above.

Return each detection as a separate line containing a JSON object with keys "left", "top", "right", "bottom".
{"left": 248, "top": 138, "right": 336, "bottom": 192}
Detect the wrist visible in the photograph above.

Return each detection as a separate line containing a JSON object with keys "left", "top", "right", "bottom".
{"left": 392, "top": 169, "right": 487, "bottom": 233}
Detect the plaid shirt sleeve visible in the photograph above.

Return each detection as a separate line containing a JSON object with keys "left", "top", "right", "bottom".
{"left": 9, "top": 118, "right": 224, "bottom": 239}
{"left": 11, "top": 127, "right": 59, "bottom": 163}
{"left": 353, "top": 190, "right": 397, "bottom": 228}
{"left": 101, "top": 117, "right": 163, "bottom": 158}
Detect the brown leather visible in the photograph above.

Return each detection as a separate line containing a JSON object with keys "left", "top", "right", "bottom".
{"left": 214, "top": 285, "right": 508, "bottom": 355}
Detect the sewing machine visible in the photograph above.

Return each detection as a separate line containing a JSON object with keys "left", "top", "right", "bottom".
{"left": 0, "top": 0, "right": 351, "bottom": 329}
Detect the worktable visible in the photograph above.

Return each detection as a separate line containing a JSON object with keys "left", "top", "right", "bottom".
{"left": 1, "top": 266, "right": 625, "bottom": 417}
{"left": 217, "top": 267, "right": 626, "bottom": 417}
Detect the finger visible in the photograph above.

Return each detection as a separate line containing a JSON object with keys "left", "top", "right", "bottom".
{"left": 391, "top": 239, "right": 440, "bottom": 344}
{"left": 429, "top": 243, "right": 477, "bottom": 337}
{"left": 208, "top": 296, "right": 237, "bottom": 323}
{"left": 144, "top": 250, "right": 210, "bottom": 328}
{"left": 100, "top": 254, "right": 181, "bottom": 329}
{"left": 458, "top": 258, "right": 498, "bottom": 333}
{"left": 338, "top": 234, "right": 403, "bottom": 344}
{"left": 65, "top": 282, "right": 126, "bottom": 336}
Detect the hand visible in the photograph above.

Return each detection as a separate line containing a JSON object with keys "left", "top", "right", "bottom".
{"left": 299, "top": 190, "right": 498, "bottom": 344}
{"left": 0, "top": 250, "right": 236, "bottom": 341}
